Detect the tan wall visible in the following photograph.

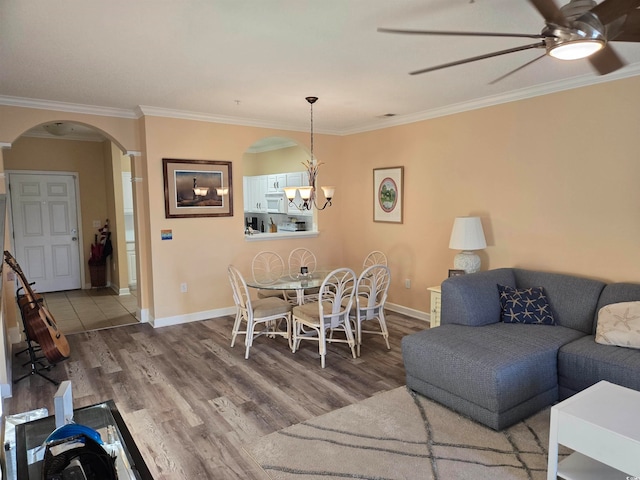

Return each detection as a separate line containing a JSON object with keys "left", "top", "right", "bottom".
{"left": 0, "top": 76, "right": 638, "bottom": 325}
{"left": 105, "top": 141, "right": 129, "bottom": 292}
{"left": 244, "top": 143, "right": 309, "bottom": 176}
{"left": 142, "top": 116, "right": 344, "bottom": 320}
{"left": 3, "top": 137, "right": 110, "bottom": 289}
{"left": 339, "top": 75, "right": 640, "bottom": 312}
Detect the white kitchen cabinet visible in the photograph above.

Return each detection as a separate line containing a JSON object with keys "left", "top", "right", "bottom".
{"left": 244, "top": 172, "right": 315, "bottom": 214}
{"left": 245, "top": 175, "right": 268, "bottom": 212}
{"left": 267, "top": 173, "right": 287, "bottom": 193}
{"left": 286, "top": 172, "right": 307, "bottom": 189}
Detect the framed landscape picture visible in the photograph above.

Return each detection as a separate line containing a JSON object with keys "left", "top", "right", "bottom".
{"left": 163, "top": 159, "right": 233, "bottom": 218}
{"left": 373, "top": 166, "right": 403, "bottom": 223}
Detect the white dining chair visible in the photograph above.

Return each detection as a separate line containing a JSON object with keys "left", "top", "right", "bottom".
{"left": 291, "top": 268, "right": 357, "bottom": 368}
{"left": 352, "top": 264, "right": 391, "bottom": 356}
{"left": 228, "top": 265, "right": 292, "bottom": 358}
{"left": 363, "top": 250, "right": 388, "bottom": 269}
{"left": 286, "top": 248, "right": 319, "bottom": 303}
{"left": 252, "top": 251, "right": 286, "bottom": 300}
{"left": 288, "top": 248, "right": 317, "bottom": 275}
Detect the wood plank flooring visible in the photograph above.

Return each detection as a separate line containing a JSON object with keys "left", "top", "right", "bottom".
{"left": 4, "top": 312, "right": 427, "bottom": 479}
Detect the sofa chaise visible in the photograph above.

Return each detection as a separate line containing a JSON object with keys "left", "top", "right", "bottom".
{"left": 402, "top": 268, "right": 640, "bottom": 430}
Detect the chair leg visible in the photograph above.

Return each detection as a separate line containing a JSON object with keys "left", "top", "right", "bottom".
{"left": 244, "top": 319, "right": 254, "bottom": 359}
{"left": 319, "top": 327, "right": 326, "bottom": 368}
{"left": 291, "top": 319, "right": 300, "bottom": 353}
{"left": 285, "top": 313, "right": 293, "bottom": 351}
{"left": 356, "top": 318, "right": 363, "bottom": 357}
{"left": 344, "top": 321, "right": 357, "bottom": 359}
{"left": 230, "top": 310, "right": 242, "bottom": 348}
{"left": 379, "top": 311, "right": 390, "bottom": 350}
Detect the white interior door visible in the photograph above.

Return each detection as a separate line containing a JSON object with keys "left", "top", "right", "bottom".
{"left": 9, "top": 172, "right": 82, "bottom": 293}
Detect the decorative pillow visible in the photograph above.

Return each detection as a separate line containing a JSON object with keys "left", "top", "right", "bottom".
{"left": 497, "top": 284, "right": 556, "bottom": 325}
{"left": 595, "top": 301, "right": 640, "bottom": 349}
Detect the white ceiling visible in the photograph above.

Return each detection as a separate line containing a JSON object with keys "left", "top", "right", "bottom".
{"left": 2, "top": 0, "right": 640, "bottom": 136}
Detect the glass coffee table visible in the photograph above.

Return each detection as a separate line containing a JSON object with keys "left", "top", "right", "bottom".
{"left": 14, "top": 399, "right": 153, "bottom": 479}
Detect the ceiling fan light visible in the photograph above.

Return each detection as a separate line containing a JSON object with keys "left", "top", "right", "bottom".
{"left": 549, "top": 39, "right": 604, "bottom": 60}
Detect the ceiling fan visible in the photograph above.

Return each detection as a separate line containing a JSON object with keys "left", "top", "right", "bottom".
{"left": 379, "top": 0, "right": 640, "bottom": 79}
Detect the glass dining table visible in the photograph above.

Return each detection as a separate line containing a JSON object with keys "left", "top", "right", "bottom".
{"left": 244, "top": 270, "right": 332, "bottom": 305}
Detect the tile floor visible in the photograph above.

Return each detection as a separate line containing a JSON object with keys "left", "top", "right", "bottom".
{"left": 41, "top": 288, "right": 139, "bottom": 335}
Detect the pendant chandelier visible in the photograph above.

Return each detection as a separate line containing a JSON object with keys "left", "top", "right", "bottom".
{"left": 283, "top": 97, "right": 335, "bottom": 211}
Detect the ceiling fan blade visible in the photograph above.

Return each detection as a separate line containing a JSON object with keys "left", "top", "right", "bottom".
{"left": 410, "top": 42, "right": 546, "bottom": 75}
{"left": 488, "top": 54, "right": 547, "bottom": 85}
{"left": 377, "top": 27, "right": 545, "bottom": 40}
{"left": 610, "top": 9, "right": 640, "bottom": 41}
{"left": 590, "top": 0, "right": 640, "bottom": 25}
{"left": 528, "top": 0, "right": 568, "bottom": 27}
{"left": 589, "top": 45, "right": 625, "bottom": 74}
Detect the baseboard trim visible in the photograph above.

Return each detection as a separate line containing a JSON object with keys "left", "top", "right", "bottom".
{"left": 151, "top": 306, "right": 236, "bottom": 328}
{"left": 112, "top": 285, "right": 130, "bottom": 295}
{"left": 150, "top": 303, "right": 427, "bottom": 329}
{"left": 138, "top": 308, "right": 150, "bottom": 323}
{"left": 385, "top": 302, "right": 430, "bottom": 322}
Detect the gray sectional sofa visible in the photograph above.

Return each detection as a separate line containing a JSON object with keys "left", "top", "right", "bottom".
{"left": 402, "top": 268, "right": 640, "bottom": 430}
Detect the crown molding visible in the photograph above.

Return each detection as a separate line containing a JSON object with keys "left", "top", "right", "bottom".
{"left": 135, "top": 105, "right": 342, "bottom": 135}
{"left": 3, "top": 66, "right": 639, "bottom": 137}
{"left": 342, "top": 65, "right": 640, "bottom": 135}
{"left": 0, "top": 95, "right": 137, "bottom": 119}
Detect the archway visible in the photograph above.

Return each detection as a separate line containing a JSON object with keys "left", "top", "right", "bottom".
{"left": 3, "top": 121, "right": 140, "bottom": 333}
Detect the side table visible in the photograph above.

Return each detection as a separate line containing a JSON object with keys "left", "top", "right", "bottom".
{"left": 427, "top": 286, "right": 441, "bottom": 328}
{"left": 547, "top": 380, "right": 640, "bottom": 480}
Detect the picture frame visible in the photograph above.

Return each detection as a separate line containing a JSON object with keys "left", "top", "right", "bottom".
{"left": 448, "top": 269, "right": 466, "bottom": 278}
{"left": 163, "top": 159, "right": 233, "bottom": 218}
{"left": 373, "top": 166, "right": 403, "bottom": 223}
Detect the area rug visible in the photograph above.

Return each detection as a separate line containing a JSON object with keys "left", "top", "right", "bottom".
{"left": 245, "top": 386, "right": 569, "bottom": 480}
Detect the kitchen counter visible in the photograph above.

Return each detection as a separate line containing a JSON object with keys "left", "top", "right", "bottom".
{"left": 244, "top": 230, "right": 319, "bottom": 241}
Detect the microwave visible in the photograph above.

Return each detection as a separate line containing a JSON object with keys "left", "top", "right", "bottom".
{"left": 265, "top": 192, "right": 286, "bottom": 213}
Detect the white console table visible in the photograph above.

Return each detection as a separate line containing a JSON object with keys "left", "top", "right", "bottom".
{"left": 547, "top": 380, "right": 640, "bottom": 480}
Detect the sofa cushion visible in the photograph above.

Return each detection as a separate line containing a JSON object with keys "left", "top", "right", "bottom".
{"left": 498, "top": 284, "right": 556, "bottom": 325}
{"left": 558, "top": 334, "right": 640, "bottom": 399}
{"left": 402, "top": 323, "right": 584, "bottom": 416}
{"left": 441, "top": 269, "right": 515, "bottom": 326}
{"left": 594, "top": 282, "right": 640, "bottom": 334}
{"left": 512, "top": 269, "right": 605, "bottom": 334}
{"left": 595, "top": 301, "right": 640, "bottom": 349}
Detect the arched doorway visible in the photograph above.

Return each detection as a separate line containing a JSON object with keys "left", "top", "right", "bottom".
{"left": 3, "top": 121, "right": 140, "bottom": 333}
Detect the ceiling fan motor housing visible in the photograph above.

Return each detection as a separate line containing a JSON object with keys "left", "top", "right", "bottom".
{"left": 543, "top": 6, "right": 606, "bottom": 59}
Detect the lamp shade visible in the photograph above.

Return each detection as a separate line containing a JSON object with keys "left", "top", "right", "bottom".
{"left": 449, "top": 217, "right": 487, "bottom": 251}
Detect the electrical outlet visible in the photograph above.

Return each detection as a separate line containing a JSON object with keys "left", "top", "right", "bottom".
{"left": 180, "top": 282, "right": 188, "bottom": 293}
{"left": 405, "top": 279, "right": 411, "bottom": 289}
{"left": 93, "top": 220, "right": 101, "bottom": 228}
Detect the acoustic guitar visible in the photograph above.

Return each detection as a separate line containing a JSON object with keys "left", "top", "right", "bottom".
{"left": 4, "top": 251, "right": 71, "bottom": 364}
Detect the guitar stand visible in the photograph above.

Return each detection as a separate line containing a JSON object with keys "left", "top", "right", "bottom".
{"left": 13, "top": 292, "right": 59, "bottom": 386}
{"left": 12, "top": 338, "right": 59, "bottom": 386}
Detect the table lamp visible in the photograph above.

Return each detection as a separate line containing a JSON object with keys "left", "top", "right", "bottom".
{"left": 449, "top": 216, "right": 487, "bottom": 273}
